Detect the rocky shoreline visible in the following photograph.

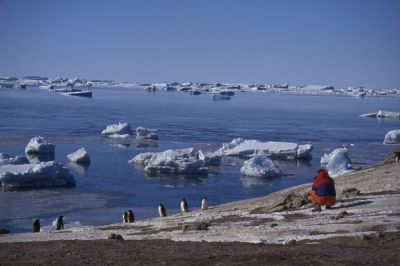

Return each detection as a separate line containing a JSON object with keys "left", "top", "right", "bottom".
{"left": 1, "top": 159, "right": 399, "bottom": 265}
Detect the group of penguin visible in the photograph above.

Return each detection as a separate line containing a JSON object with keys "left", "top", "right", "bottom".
{"left": 32, "top": 197, "right": 209, "bottom": 232}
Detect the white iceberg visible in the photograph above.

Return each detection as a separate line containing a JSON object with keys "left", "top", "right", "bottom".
{"left": 25, "top": 136, "right": 55, "bottom": 154}
{"left": 67, "top": 148, "right": 91, "bottom": 164}
{"left": 129, "top": 148, "right": 221, "bottom": 175}
{"left": 384, "top": 129, "right": 400, "bottom": 144}
{"left": 136, "top": 127, "right": 159, "bottom": 140}
{"left": 240, "top": 155, "right": 281, "bottom": 178}
{"left": 0, "top": 161, "right": 75, "bottom": 189}
{"left": 320, "top": 148, "right": 353, "bottom": 177}
{"left": 361, "top": 110, "right": 400, "bottom": 119}
{"left": 215, "top": 138, "right": 312, "bottom": 159}
{"left": 101, "top": 122, "right": 133, "bottom": 138}
{"left": 0, "top": 153, "right": 29, "bottom": 166}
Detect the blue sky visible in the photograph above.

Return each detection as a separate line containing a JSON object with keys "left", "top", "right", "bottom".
{"left": 1, "top": 0, "right": 399, "bottom": 88}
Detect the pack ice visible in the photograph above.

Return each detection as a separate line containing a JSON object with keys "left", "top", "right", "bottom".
{"left": 384, "top": 129, "right": 400, "bottom": 144}
{"left": 215, "top": 138, "right": 312, "bottom": 159}
{"left": 25, "top": 136, "right": 55, "bottom": 154}
{"left": 361, "top": 110, "right": 400, "bottom": 119}
{"left": 129, "top": 148, "right": 221, "bottom": 175}
{"left": 320, "top": 148, "right": 353, "bottom": 177}
{"left": 101, "top": 122, "right": 133, "bottom": 138}
{"left": 136, "top": 127, "right": 159, "bottom": 140}
{"left": 0, "top": 161, "right": 75, "bottom": 189}
{"left": 67, "top": 147, "right": 91, "bottom": 164}
{"left": 240, "top": 155, "right": 282, "bottom": 178}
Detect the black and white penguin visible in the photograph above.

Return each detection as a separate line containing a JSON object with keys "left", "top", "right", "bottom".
{"left": 201, "top": 196, "right": 208, "bottom": 210}
{"left": 127, "top": 210, "right": 134, "bottom": 223}
{"left": 158, "top": 203, "right": 166, "bottom": 217}
{"left": 181, "top": 198, "right": 189, "bottom": 213}
{"left": 33, "top": 219, "right": 40, "bottom": 233}
{"left": 56, "top": 216, "right": 64, "bottom": 230}
{"left": 123, "top": 211, "right": 128, "bottom": 223}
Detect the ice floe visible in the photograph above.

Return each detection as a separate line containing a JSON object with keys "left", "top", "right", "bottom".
{"left": 0, "top": 161, "right": 75, "bottom": 189}
{"left": 67, "top": 147, "right": 91, "bottom": 164}
{"left": 361, "top": 110, "right": 400, "bottom": 119}
{"left": 129, "top": 148, "right": 221, "bottom": 175}
{"left": 136, "top": 127, "right": 159, "bottom": 140}
{"left": 24, "top": 136, "right": 55, "bottom": 154}
{"left": 215, "top": 138, "right": 312, "bottom": 159}
{"left": 384, "top": 129, "right": 400, "bottom": 144}
{"left": 240, "top": 155, "right": 282, "bottom": 178}
{"left": 320, "top": 148, "right": 353, "bottom": 177}
{"left": 101, "top": 122, "right": 133, "bottom": 138}
{"left": 0, "top": 153, "right": 29, "bottom": 166}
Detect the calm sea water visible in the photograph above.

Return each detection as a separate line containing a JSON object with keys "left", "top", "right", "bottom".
{"left": 1, "top": 87, "right": 399, "bottom": 232}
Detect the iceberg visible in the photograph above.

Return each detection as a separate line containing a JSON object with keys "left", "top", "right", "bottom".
{"left": 136, "top": 127, "right": 159, "bottom": 140}
{"left": 67, "top": 147, "right": 91, "bottom": 164}
{"left": 320, "top": 148, "right": 353, "bottom": 177}
{"left": 0, "top": 161, "right": 75, "bottom": 189}
{"left": 215, "top": 138, "right": 312, "bottom": 159}
{"left": 0, "top": 153, "right": 29, "bottom": 166}
{"left": 240, "top": 155, "right": 282, "bottom": 178}
{"left": 25, "top": 136, "right": 55, "bottom": 154}
{"left": 360, "top": 110, "right": 400, "bottom": 119}
{"left": 384, "top": 129, "right": 400, "bottom": 144}
{"left": 101, "top": 122, "right": 133, "bottom": 138}
{"left": 129, "top": 148, "right": 221, "bottom": 175}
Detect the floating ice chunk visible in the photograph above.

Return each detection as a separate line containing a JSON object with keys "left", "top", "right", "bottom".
{"left": 67, "top": 148, "right": 91, "bottom": 164}
{"left": 0, "top": 161, "right": 75, "bottom": 189}
{"left": 320, "top": 148, "right": 353, "bottom": 177}
{"left": 215, "top": 138, "right": 312, "bottom": 159}
{"left": 0, "top": 153, "right": 29, "bottom": 166}
{"left": 361, "top": 110, "right": 400, "bottom": 119}
{"left": 101, "top": 122, "right": 133, "bottom": 138}
{"left": 136, "top": 127, "right": 159, "bottom": 140}
{"left": 384, "top": 129, "right": 400, "bottom": 144}
{"left": 299, "top": 85, "right": 335, "bottom": 91}
{"left": 240, "top": 155, "right": 281, "bottom": 178}
{"left": 25, "top": 136, "right": 55, "bottom": 154}
{"left": 129, "top": 148, "right": 220, "bottom": 175}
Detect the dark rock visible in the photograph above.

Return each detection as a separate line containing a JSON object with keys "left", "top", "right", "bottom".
{"left": 107, "top": 233, "right": 117, "bottom": 239}
{"left": 360, "top": 234, "right": 372, "bottom": 241}
{"left": 286, "top": 239, "right": 296, "bottom": 245}
{"left": 0, "top": 228, "right": 10, "bottom": 235}
{"left": 342, "top": 188, "right": 360, "bottom": 198}
{"left": 270, "top": 223, "right": 278, "bottom": 228}
{"left": 115, "top": 234, "right": 124, "bottom": 241}
{"left": 182, "top": 221, "right": 210, "bottom": 232}
{"left": 335, "top": 211, "right": 349, "bottom": 220}
{"left": 384, "top": 149, "right": 400, "bottom": 164}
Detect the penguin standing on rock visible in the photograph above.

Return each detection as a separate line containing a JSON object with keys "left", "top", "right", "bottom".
{"left": 56, "top": 216, "right": 64, "bottom": 230}
{"left": 158, "top": 203, "right": 166, "bottom": 217}
{"left": 201, "top": 197, "right": 208, "bottom": 210}
{"left": 181, "top": 198, "right": 189, "bottom": 213}
{"left": 33, "top": 219, "right": 40, "bottom": 233}
{"left": 123, "top": 212, "right": 129, "bottom": 223}
{"left": 127, "top": 210, "right": 135, "bottom": 223}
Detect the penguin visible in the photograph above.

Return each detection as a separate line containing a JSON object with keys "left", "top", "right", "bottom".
{"left": 158, "top": 203, "right": 166, "bottom": 217}
{"left": 201, "top": 196, "right": 208, "bottom": 211}
{"left": 123, "top": 211, "right": 129, "bottom": 223}
{"left": 56, "top": 216, "right": 64, "bottom": 230}
{"left": 33, "top": 219, "right": 40, "bottom": 233}
{"left": 181, "top": 198, "right": 189, "bottom": 213}
{"left": 127, "top": 210, "right": 134, "bottom": 223}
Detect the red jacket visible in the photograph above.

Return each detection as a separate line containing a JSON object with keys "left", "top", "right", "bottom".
{"left": 312, "top": 169, "right": 336, "bottom": 197}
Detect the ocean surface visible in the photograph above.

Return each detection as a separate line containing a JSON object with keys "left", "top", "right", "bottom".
{"left": 1, "top": 87, "right": 399, "bottom": 232}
